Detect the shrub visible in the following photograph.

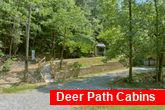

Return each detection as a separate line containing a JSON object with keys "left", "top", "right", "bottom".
{"left": 101, "top": 57, "right": 108, "bottom": 63}
{"left": 133, "top": 55, "right": 144, "bottom": 66}
{"left": 11, "top": 57, "right": 18, "bottom": 61}
{"left": 123, "top": 77, "right": 130, "bottom": 83}
{"left": 2, "top": 58, "right": 13, "bottom": 72}
{"left": 119, "top": 58, "right": 128, "bottom": 67}
{"left": 72, "top": 62, "right": 82, "bottom": 78}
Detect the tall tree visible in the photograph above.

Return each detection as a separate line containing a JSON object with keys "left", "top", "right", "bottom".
{"left": 154, "top": 0, "right": 165, "bottom": 82}
{"left": 25, "top": 4, "right": 31, "bottom": 72}
{"left": 0, "top": 0, "right": 22, "bottom": 56}
{"left": 42, "top": 0, "right": 93, "bottom": 68}
{"left": 98, "top": 0, "right": 134, "bottom": 81}
{"left": 128, "top": 0, "right": 133, "bottom": 81}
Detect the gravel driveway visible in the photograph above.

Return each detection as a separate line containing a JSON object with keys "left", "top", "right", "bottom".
{"left": 0, "top": 67, "right": 155, "bottom": 110}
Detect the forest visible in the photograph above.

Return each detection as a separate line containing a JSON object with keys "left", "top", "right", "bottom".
{"left": 0, "top": 0, "right": 165, "bottom": 82}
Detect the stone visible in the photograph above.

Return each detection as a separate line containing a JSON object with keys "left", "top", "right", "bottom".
{"left": 25, "top": 71, "right": 41, "bottom": 83}
{"left": 41, "top": 64, "right": 51, "bottom": 73}
{"left": 40, "top": 64, "right": 55, "bottom": 83}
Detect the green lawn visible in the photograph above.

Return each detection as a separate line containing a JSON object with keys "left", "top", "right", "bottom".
{"left": 0, "top": 83, "right": 47, "bottom": 93}
{"left": 55, "top": 57, "right": 117, "bottom": 68}
{"left": 68, "top": 57, "right": 105, "bottom": 68}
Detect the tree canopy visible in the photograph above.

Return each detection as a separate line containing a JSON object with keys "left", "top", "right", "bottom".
{"left": 0, "top": 0, "right": 165, "bottom": 81}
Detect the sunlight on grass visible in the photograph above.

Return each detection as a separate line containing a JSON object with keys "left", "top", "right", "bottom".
{"left": 77, "top": 57, "right": 118, "bottom": 68}
{"left": 76, "top": 57, "right": 104, "bottom": 68}
{"left": 0, "top": 83, "right": 47, "bottom": 93}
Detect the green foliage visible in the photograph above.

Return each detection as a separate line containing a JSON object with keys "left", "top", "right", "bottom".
{"left": 123, "top": 77, "right": 130, "bottom": 83}
{"left": 2, "top": 58, "right": 13, "bottom": 72}
{"left": 11, "top": 57, "right": 18, "bottom": 61}
{"left": 0, "top": 50, "right": 4, "bottom": 56}
{"left": 99, "top": 26, "right": 128, "bottom": 64}
{"left": 0, "top": 0, "right": 164, "bottom": 80}
{"left": 72, "top": 62, "right": 82, "bottom": 78}
{"left": 0, "top": 0, "right": 100, "bottom": 58}
{"left": 41, "top": 0, "right": 94, "bottom": 55}
{"left": 97, "top": 0, "right": 165, "bottom": 72}
{"left": 72, "top": 62, "right": 82, "bottom": 68}
{"left": 133, "top": 55, "right": 144, "bottom": 66}
{"left": 0, "top": 83, "right": 47, "bottom": 93}
{"left": 101, "top": 57, "right": 108, "bottom": 63}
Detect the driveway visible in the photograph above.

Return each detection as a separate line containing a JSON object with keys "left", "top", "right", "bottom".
{"left": 0, "top": 67, "right": 155, "bottom": 110}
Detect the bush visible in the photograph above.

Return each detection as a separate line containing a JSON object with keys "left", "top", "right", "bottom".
{"left": 119, "top": 58, "right": 128, "bottom": 67}
{"left": 72, "top": 62, "right": 82, "bottom": 78}
{"left": 133, "top": 55, "right": 144, "bottom": 66}
{"left": 11, "top": 57, "right": 18, "bottom": 61}
{"left": 123, "top": 77, "right": 131, "bottom": 83}
{"left": 2, "top": 58, "right": 13, "bottom": 72}
{"left": 101, "top": 57, "right": 108, "bottom": 63}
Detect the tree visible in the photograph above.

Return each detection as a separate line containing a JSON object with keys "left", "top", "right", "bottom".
{"left": 0, "top": 0, "right": 22, "bottom": 56}
{"left": 98, "top": 0, "right": 134, "bottom": 81}
{"left": 128, "top": 0, "right": 133, "bottom": 81}
{"left": 25, "top": 4, "right": 31, "bottom": 72}
{"left": 153, "top": 0, "right": 165, "bottom": 82}
{"left": 42, "top": 0, "right": 94, "bottom": 68}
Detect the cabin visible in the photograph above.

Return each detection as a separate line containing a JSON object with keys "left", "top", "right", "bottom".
{"left": 96, "top": 43, "right": 106, "bottom": 56}
{"left": 144, "top": 55, "right": 165, "bottom": 66}
{"left": 144, "top": 57, "right": 156, "bottom": 66}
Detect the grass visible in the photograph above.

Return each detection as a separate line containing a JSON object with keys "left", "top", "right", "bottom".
{"left": 107, "top": 69, "right": 165, "bottom": 89}
{"left": 56, "top": 57, "right": 105, "bottom": 68}
{"left": 45, "top": 57, "right": 104, "bottom": 69}
{"left": 109, "top": 81, "right": 164, "bottom": 89}
{"left": 48, "top": 57, "right": 118, "bottom": 68}
{"left": 71, "top": 106, "right": 165, "bottom": 110}
{"left": 77, "top": 57, "right": 104, "bottom": 68}
{"left": 0, "top": 82, "right": 47, "bottom": 94}
{"left": 77, "top": 57, "right": 117, "bottom": 68}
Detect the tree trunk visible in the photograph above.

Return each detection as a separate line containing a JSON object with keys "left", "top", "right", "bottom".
{"left": 9, "top": 37, "right": 13, "bottom": 58}
{"left": 94, "top": 36, "right": 97, "bottom": 56}
{"left": 154, "top": 0, "right": 160, "bottom": 82}
{"left": 94, "top": 45, "right": 97, "bottom": 56}
{"left": 156, "top": 57, "right": 159, "bottom": 82}
{"left": 59, "top": 28, "right": 66, "bottom": 69}
{"left": 60, "top": 45, "right": 65, "bottom": 69}
{"left": 4, "top": 35, "right": 6, "bottom": 54}
{"left": 128, "top": 0, "right": 133, "bottom": 82}
{"left": 52, "top": 34, "right": 56, "bottom": 58}
{"left": 33, "top": 36, "right": 35, "bottom": 49}
{"left": 9, "top": 16, "right": 16, "bottom": 57}
{"left": 25, "top": 5, "right": 31, "bottom": 72}
{"left": 148, "top": 59, "right": 151, "bottom": 66}
{"left": 14, "top": 46, "right": 18, "bottom": 56}
{"left": 158, "top": 53, "right": 163, "bottom": 81}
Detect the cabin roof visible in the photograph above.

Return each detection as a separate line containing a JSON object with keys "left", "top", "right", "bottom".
{"left": 96, "top": 43, "right": 106, "bottom": 47}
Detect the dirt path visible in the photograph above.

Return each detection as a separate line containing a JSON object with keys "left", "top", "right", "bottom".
{"left": 0, "top": 67, "right": 155, "bottom": 110}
